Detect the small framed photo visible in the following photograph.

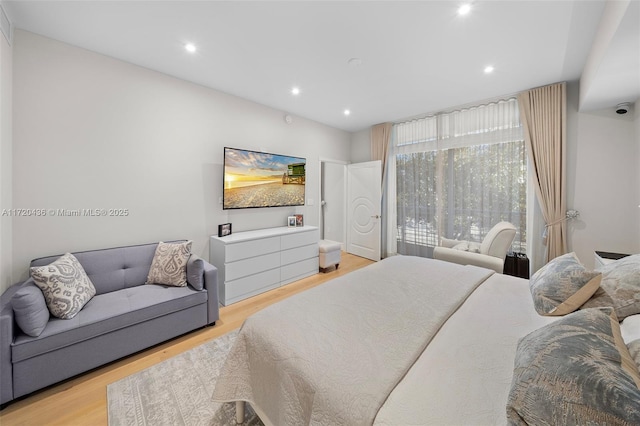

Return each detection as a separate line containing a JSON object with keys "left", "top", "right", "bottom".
{"left": 287, "top": 216, "right": 297, "bottom": 227}
{"left": 218, "top": 223, "right": 232, "bottom": 237}
{"left": 294, "top": 214, "right": 303, "bottom": 227}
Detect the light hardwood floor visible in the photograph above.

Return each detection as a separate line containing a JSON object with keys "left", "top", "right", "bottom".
{"left": 0, "top": 252, "right": 374, "bottom": 426}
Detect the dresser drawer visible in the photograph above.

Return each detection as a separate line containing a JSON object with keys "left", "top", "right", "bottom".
{"left": 225, "top": 251, "right": 280, "bottom": 282}
{"left": 225, "top": 236, "right": 280, "bottom": 262}
{"left": 281, "top": 257, "right": 318, "bottom": 284}
{"left": 225, "top": 268, "right": 281, "bottom": 303}
{"left": 210, "top": 226, "right": 319, "bottom": 305}
{"left": 281, "top": 243, "right": 319, "bottom": 266}
{"left": 281, "top": 229, "right": 320, "bottom": 250}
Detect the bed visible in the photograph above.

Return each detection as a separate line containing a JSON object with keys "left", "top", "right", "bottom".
{"left": 212, "top": 254, "right": 640, "bottom": 425}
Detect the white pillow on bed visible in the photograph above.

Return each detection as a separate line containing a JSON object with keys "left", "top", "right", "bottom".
{"left": 621, "top": 314, "right": 640, "bottom": 343}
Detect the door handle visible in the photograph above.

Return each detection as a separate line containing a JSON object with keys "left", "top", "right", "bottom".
{"left": 371, "top": 215, "right": 381, "bottom": 219}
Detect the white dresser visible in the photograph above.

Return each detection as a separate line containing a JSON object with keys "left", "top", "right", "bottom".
{"left": 210, "top": 226, "right": 319, "bottom": 305}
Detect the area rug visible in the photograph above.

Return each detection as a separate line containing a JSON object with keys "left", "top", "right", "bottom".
{"left": 107, "top": 329, "right": 264, "bottom": 426}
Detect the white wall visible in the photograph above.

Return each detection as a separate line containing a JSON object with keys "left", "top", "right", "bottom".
{"left": 350, "top": 129, "right": 371, "bottom": 163}
{"left": 11, "top": 30, "right": 351, "bottom": 282}
{"left": 566, "top": 81, "right": 639, "bottom": 268}
{"left": 0, "top": 28, "right": 12, "bottom": 293}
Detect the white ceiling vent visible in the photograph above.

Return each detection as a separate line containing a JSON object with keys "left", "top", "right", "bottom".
{"left": 0, "top": 4, "right": 12, "bottom": 45}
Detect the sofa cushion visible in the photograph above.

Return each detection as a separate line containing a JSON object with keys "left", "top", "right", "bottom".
{"left": 146, "top": 241, "right": 192, "bottom": 287}
{"left": 11, "top": 285, "right": 207, "bottom": 363}
{"left": 31, "top": 253, "right": 97, "bottom": 319}
{"left": 12, "top": 281, "right": 50, "bottom": 337}
{"left": 30, "top": 243, "right": 166, "bottom": 295}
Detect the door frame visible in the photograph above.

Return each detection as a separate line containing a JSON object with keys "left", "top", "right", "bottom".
{"left": 318, "top": 158, "right": 348, "bottom": 247}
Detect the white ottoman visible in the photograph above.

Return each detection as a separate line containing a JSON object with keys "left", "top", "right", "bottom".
{"left": 318, "top": 240, "right": 342, "bottom": 272}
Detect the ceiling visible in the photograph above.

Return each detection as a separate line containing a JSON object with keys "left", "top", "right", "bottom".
{"left": 3, "top": 1, "right": 638, "bottom": 132}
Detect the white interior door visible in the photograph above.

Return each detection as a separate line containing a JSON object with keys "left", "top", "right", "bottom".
{"left": 347, "top": 161, "right": 381, "bottom": 261}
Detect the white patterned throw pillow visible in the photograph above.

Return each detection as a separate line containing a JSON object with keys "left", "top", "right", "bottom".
{"left": 580, "top": 254, "right": 640, "bottom": 320}
{"left": 146, "top": 241, "right": 192, "bottom": 287}
{"left": 30, "top": 253, "right": 96, "bottom": 319}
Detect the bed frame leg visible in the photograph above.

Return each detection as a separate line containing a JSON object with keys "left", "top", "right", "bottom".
{"left": 236, "top": 400, "right": 245, "bottom": 424}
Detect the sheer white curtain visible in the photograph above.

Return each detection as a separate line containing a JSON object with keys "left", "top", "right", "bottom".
{"left": 390, "top": 98, "right": 527, "bottom": 258}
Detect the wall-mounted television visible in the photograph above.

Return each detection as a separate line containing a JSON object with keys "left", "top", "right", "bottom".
{"left": 223, "top": 147, "right": 306, "bottom": 209}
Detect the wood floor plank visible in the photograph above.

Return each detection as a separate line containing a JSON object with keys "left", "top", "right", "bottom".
{"left": 0, "top": 252, "right": 373, "bottom": 426}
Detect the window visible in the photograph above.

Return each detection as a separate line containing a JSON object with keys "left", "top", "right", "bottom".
{"left": 393, "top": 98, "right": 526, "bottom": 257}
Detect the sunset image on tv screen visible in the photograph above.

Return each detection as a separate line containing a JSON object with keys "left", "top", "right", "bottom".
{"left": 223, "top": 148, "right": 306, "bottom": 209}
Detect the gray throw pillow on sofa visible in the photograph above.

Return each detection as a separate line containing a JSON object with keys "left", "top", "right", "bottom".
{"left": 31, "top": 253, "right": 97, "bottom": 320}
{"left": 186, "top": 254, "right": 205, "bottom": 291}
{"left": 12, "top": 283, "right": 50, "bottom": 337}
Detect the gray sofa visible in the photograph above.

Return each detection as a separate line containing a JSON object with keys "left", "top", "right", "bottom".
{"left": 0, "top": 241, "right": 219, "bottom": 405}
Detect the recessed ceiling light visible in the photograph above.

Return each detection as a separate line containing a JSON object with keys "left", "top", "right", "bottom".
{"left": 484, "top": 65, "right": 494, "bottom": 74}
{"left": 458, "top": 3, "right": 472, "bottom": 15}
{"left": 344, "top": 109, "right": 351, "bottom": 116}
{"left": 291, "top": 87, "right": 300, "bottom": 95}
{"left": 185, "top": 43, "right": 196, "bottom": 53}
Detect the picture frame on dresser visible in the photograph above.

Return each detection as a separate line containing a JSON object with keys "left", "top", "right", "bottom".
{"left": 218, "top": 223, "right": 232, "bottom": 237}
{"left": 287, "top": 216, "right": 297, "bottom": 227}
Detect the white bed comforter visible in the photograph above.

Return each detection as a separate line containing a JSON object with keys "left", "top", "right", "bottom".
{"left": 374, "top": 272, "right": 558, "bottom": 425}
{"left": 212, "top": 256, "right": 493, "bottom": 425}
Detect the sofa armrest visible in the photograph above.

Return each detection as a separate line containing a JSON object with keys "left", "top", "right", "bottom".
{"left": 433, "top": 246, "right": 504, "bottom": 273}
{"left": 0, "top": 280, "right": 29, "bottom": 405}
{"left": 202, "top": 261, "right": 219, "bottom": 325}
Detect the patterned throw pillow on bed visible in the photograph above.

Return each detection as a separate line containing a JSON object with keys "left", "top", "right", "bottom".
{"left": 580, "top": 254, "right": 640, "bottom": 320}
{"left": 30, "top": 253, "right": 96, "bottom": 319}
{"left": 507, "top": 308, "right": 640, "bottom": 425}
{"left": 146, "top": 241, "right": 192, "bottom": 287}
{"left": 529, "top": 252, "right": 601, "bottom": 316}
{"left": 629, "top": 339, "right": 640, "bottom": 368}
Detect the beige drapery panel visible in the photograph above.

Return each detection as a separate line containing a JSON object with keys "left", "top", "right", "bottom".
{"left": 518, "top": 82, "right": 567, "bottom": 262}
{"left": 371, "top": 122, "right": 393, "bottom": 183}
{"left": 371, "top": 122, "right": 393, "bottom": 258}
